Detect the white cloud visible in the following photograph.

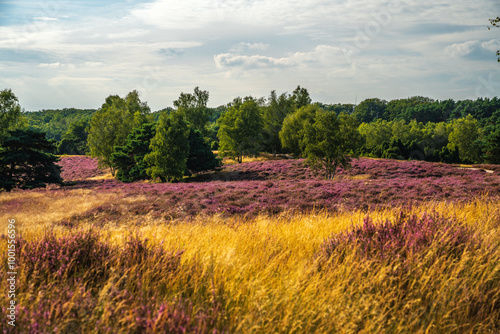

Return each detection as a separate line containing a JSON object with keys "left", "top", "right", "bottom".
{"left": 445, "top": 39, "right": 500, "bottom": 58}
{"left": 214, "top": 53, "right": 294, "bottom": 69}
{"left": 39, "top": 62, "right": 61, "bottom": 68}
{"left": 2, "top": 0, "right": 500, "bottom": 110}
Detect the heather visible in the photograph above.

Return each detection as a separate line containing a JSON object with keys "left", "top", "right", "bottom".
{"left": 1, "top": 155, "right": 500, "bottom": 332}
{"left": 1, "top": 199, "right": 500, "bottom": 333}
{"left": 48, "top": 156, "right": 500, "bottom": 221}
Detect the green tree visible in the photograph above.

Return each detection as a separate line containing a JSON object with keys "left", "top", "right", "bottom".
{"left": 358, "top": 119, "right": 392, "bottom": 149}
{"left": 111, "top": 122, "right": 156, "bottom": 182}
{"left": 186, "top": 129, "right": 222, "bottom": 176}
{"left": 261, "top": 90, "right": 294, "bottom": 155}
{"left": 217, "top": 98, "right": 263, "bottom": 163}
{"left": 0, "top": 129, "right": 62, "bottom": 191}
{"left": 447, "top": 115, "right": 482, "bottom": 163}
{"left": 57, "top": 119, "right": 89, "bottom": 155}
{"left": 173, "top": 87, "right": 211, "bottom": 137}
{"left": 353, "top": 98, "right": 387, "bottom": 123}
{"left": 303, "top": 111, "right": 361, "bottom": 180}
{"left": 279, "top": 104, "right": 319, "bottom": 157}
{"left": 0, "top": 89, "right": 22, "bottom": 141}
{"left": 145, "top": 112, "right": 190, "bottom": 182}
{"left": 484, "top": 128, "right": 500, "bottom": 164}
{"left": 87, "top": 91, "right": 150, "bottom": 175}
{"left": 290, "top": 85, "right": 312, "bottom": 110}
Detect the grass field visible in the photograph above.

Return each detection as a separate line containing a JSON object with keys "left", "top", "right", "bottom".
{"left": 1, "top": 156, "right": 499, "bottom": 333}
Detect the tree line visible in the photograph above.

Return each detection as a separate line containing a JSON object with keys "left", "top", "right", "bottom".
{"left": 1, "top": 85, "right": 500, "bottom": 191}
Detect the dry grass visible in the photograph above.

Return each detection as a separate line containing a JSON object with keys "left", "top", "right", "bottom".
{"left": 2, "top": 194, "right": 500, "bottom": 332}
{"left": 222, "top": 153, "right": 290, "bottom": 165}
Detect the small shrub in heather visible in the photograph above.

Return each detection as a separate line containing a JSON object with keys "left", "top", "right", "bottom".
{"left": 18, "top": 230, "right": 111, "bottom": 287}
{"left": 318, "top": 212, "right": 480, "bottom": 265}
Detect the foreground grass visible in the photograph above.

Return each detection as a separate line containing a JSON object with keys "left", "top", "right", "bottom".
{"left": 1, "top": 198, "right": 500, "bottom": 333}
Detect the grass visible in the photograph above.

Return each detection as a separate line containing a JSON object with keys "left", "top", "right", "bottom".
{"left": 1, "top": 197, "right": 500, "bottom": 333}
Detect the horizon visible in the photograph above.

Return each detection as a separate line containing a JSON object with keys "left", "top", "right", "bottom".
{"left": 1, "top": 0, "right": 500, "bottom": 111}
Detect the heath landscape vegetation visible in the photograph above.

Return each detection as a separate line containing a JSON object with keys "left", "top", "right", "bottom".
{"left": 1, "top": 154, "right": 500, "bottom": 333}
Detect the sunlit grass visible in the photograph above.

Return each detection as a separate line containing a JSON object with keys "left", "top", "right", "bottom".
{"left": 1, "top": 195, "right": 499, "bottom": 332}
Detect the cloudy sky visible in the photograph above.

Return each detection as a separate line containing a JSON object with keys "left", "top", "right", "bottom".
{"left": 1, "top": 0, "right": 500, "bottom": 111}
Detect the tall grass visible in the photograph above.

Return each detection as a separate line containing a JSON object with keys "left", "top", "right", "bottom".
{"left": 1, "top": 198, "right": 500, "bottom": 333}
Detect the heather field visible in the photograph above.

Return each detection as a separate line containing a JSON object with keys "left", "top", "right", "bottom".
{"left": 1, "top": 156, "right": 500, "bottom": 333}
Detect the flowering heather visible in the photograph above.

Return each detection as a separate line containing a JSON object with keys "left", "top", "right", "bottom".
{"left": 1, "top": 231, "right": 225, "bottom": 333}
{"left": 318, "top": 211, "right": 480, "bottom": 264}
{"left": 58, "top": 156, "right": 107, "bottom": 181}
{"left": 18, "top": 230, "right": 111, "bottom": 287}
{"left": 48, "top": 156, "right": 500, "bottom": 221}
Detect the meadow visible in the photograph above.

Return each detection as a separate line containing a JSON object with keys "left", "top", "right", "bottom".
{"left": 1, "top": 155, "right": 500, "bottom": 333}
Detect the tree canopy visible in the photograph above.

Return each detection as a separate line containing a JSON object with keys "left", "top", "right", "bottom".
{"left": 0, "top": 89, "right": 22, "bottom": 141}
{"left": 145, "top": 112, "right": 190, "bottom": 182}
{"left": 217, "top": 98, "right": 263, "bottom": 163}
{"left": 87, "top": 91, "right": 150, "bottom": 175}
{"left": 303, "top": 111, "right": 361, "bottom": 180}
{"left": 0, "top": 129, "right": 62, "bottom": 191}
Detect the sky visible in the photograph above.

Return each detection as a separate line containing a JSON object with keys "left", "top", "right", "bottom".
{"left": 1, "top": 0, "right": 500, "bottom": 111}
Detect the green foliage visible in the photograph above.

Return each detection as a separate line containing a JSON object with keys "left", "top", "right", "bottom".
{"left": 173, "top": 87, "right": 211, "bottom": 137}
{"left": 279, "top": 104, "right": 319, "bottom": 157}
{"left": 484, "top": 128, "right": 500, "bottom": 164}
{"left": 261, "top": 90, "right": 295, "bottom": 155}
{"left": 57, "top": 119, "right": 89, "bottom": 155}
{"left": 303, "top": 111, "right": 361, "bottom": 180}
{"left": 290, "top": 85, "right": 312, "bottom": 110}
{"left": 352, "top": 98, "right": 387, "bottom": 123}
{"left": 358, "top": 119, "right": 392, "bottom": 149}
{"left": 25, "top": 108, "right": 94, "bottom": 142}
{"left": 217, "top": 98, "right": 263, "bottom": 163}
{"left": 145, "top": 112, "right": 190, "bottom": 182}
{"left": 88, "top": 91, "right": 150, "bottom": 175}
{"left": 111, "top": 122, "right": 156, "bottom": 183}
{"left": 448, "top": 115, "right": 482, "bottom": 164}
{"left": 186, "top": 129, "right": 222, "bottom": 175}
{"left": 0, "top": 88, "right": 22, "bottom": 141}
{"left": 0, "top": 129, "right": 62, "bottom": 191}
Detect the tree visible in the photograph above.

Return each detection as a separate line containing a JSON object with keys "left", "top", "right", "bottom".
{"left": 217, "top": 98, "right": 263, "bottom": 163}
{"left": 186, "top": 129, "right": 222, "bottom": 176}
{"left": 488, "top": 17, "right": 500, "bottom": 62}
{"left": 358, "top": 119, "right": 392, "bottom": 149}
{"left": 303, "top": 111, "right": 361, "bottom": 180}
{"left": 144, "top": 112, "right": 190, "bottom": 182}
{"left": 173, "top": 87, "right": 211, "bottom": 137}
{"left": 447, "top": 115, "right": 482, "bottom": 163}
{"left": 111, "top": 122, "right": 156, "bottom": 182}
{"left": 484, "top": 128, "right": 500, "bottom": 164}
{"left": 279, "top": 104, "right": 319, "bottom": 157}
{"left": 0, "top": 129, "right": 62, "bottom": 191}
{"left": 57, "top": 118, "right": 89, "bottom": 155}
{"left": 261, "top": 90, "right": 294, "bottom": 155}
{"left": 0, "top": 89, "right": 22, "bottom": 141}
{"left": 290, "top": 85, "right": 312, "bottom": 110}
{"left": 87, "top": 91, "right": 150, "bottom": 175}
{"left": 352, "top": 98, "right": 387, "bottom": 123}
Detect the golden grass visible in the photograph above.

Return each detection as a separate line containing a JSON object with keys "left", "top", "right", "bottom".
{"left": 0, "top": 189, "right": 119, "bottom": 238}
{"left": 2, "top": 195, "right": 500, "bottom": 332}
{"left": 222, "top": 153, "right": 290, "bottom": 165}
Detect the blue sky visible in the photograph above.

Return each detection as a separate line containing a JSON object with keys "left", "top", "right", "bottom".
{"left": 1, "top": 0, "right": 500, "bottom": 111}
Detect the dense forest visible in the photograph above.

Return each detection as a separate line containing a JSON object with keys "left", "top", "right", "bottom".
{"left": 1, "top": 86, "right": 500, "bottom": 189}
